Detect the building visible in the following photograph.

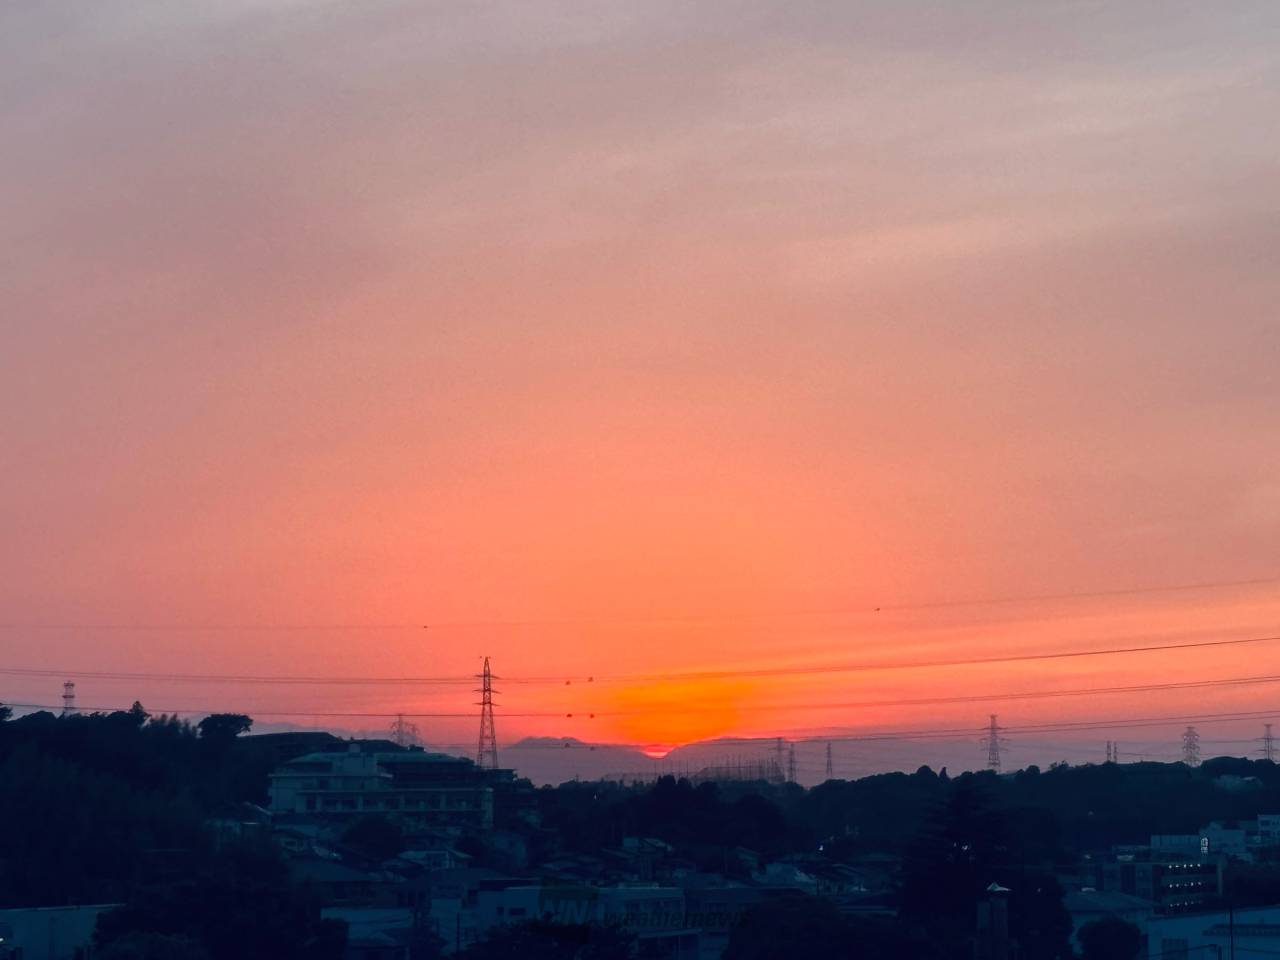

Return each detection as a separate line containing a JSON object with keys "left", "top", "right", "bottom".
{"left": 0, "top": 905, "right": 118, "bottom": 960}
{"left": 1147, "top": 904, "right": 1280, "bottom": 959}
{"left": 1099, "top": 854, "right": 1224, "bottom": 913}
{"left": 1151, "top": 816, "right": 1280, "bottom": 863}
{"left": 268, "top": 745, "right": 496, "bottom": 830}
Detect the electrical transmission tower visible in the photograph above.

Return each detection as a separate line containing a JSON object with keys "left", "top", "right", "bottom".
{"left": 1264, "top": 724, "right": 1276, "bottom": 763}
{"left": 981, "top": 714, "right": 1006, "bottom": 773}
{"left": 825, "top": 742, "right": 834, "bottom": 779}
{"left": 476, "top": 657, "right": 499, "bottom": 770}
{"left": 1105, "top": 741, "right": 1119, "bottom": 764}
{"left": 1181, "top": 725, "right": 1201, "bottom": 766}
{"left": 61, "top": 681, "right": 77, "bottom": 717}
{"left": 787, "top": 742, "right": 797, "bottom": 783}
{"left": 390, "top": 713, "right": 421, "bottom": 747}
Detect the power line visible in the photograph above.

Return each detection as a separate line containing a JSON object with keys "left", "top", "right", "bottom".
{"left": 538, "top": 670, "right": 1280, "bottom": 716}
{"left": 11, "top": 699, "right": 1280, "bottom": 750}
{"left": 0, "top": 701, "right": 564, "bottom": 719}
{"left": 12, "top": 665, "right": 1280, "bottom": 719}
{"left": 0, "top": 574, "right": 1274, "bottom": 633}
{"left": 0, "top": 667, "right": 475, "bottom": 687}
{"left": 588, "top": 633, "right": 1280, "bottom": 684}
{"left": 793, "top": 708, "right": 1280, "bottom": 746}
{"left": 602, "top": 671, "right": 1280, "bottom": 714}
{"left": 5, "top": 631, "right": 1280, "bottom": 688}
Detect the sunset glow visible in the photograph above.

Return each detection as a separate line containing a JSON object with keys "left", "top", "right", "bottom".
{"left": 3, "top": 2, "right": 1279, "bottom": 775}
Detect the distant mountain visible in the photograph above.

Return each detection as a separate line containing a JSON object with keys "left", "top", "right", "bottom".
{"left": 500, "top": 738, "right": 655, "bottom": 785}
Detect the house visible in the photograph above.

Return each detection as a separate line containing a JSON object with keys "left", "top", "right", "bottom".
{"left": 1147, "top": 904, "right": 1280, "bottom": 959}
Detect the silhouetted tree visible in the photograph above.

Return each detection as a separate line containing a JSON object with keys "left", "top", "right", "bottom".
{"left": 197, "top": 714, "right": 252, "bottom": 741}
{"left": 95, "top": 848, "right": 345, "bottom": 960}
{"left": 725, "top": 897, "right": 850, "bottom": 959}
{"left": 1077, "top": 915, "right": 1142, "bottom": 960}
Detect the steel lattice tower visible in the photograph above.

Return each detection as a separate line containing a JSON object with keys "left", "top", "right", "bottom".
{"left": 825, "top": 742, "right": 834, "bottom": 779}
{"left": 787, "top": 742, "right": 797, "bottom": 783}
{"left": 981, "top": 714, "right": 1005, "bottom": 772}
{"left": 1181, "top": 725, "right": 1201, "bottom": 766}
{"left": 390, "top": 713, "right": 420, "bottom": 748}
{"left": 476, "top": 657, "right": 499, "bottom": 770}
{"left": 1264, "top": 724, "right": 1276, "bottom": 763}
{"left": 62, "top": 681, "right": 77, "bottom": 717}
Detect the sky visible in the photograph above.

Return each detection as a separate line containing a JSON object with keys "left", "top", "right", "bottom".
{"left": 2, "top": 1, "right": 1279, "bottom": 769}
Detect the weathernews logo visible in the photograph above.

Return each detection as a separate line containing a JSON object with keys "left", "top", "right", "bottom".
{"left": 534, "top": 884, "right": 691, "bottom": 929}
{"left": 537, "top": 884, "right": 600, "bottom": 924}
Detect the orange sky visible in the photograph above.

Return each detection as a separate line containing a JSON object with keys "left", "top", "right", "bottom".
{"left": 2, "top": 2, "right": 1279, "bottom": 762}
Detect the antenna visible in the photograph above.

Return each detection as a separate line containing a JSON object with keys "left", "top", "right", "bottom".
{"left": 1264, "top": 724, "right": 1275, "bottom": 763}
{"left": 62, "top": 681, "right": 77, "bottom": 717}
{"left": 825, "top": 741, "right": 834, "bottom": 779}
{"left": 981, "top": 714, "right": 1006, "bottom": 773}
{"left": 787, "top": 742, "right": 797, "bottom": 783}
{"left": 1181, "top": 725, "right": 1201, "bottom": 766}
{"left": 476, "top": 657, "right": 499, "bottom": 770}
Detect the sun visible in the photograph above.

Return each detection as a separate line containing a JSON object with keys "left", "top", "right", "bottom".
{"left": 606, "top": 678, "right": 758, "bottom": 748}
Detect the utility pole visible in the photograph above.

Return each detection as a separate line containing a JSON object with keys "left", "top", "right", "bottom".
{"left": 981, "top": 715, "right": 1005, "bottom": 773}
{"left": 476, "top": 657, "right": 499, "bottom": 770}
{"left": 1264, "top": 724, "right": 1276, "bottom": 763}
{"left": 1182, "top": 726, "right": 1201, "bottom": 767}
{"left": 825, "top": 742, "right": 834, "bottom": 779}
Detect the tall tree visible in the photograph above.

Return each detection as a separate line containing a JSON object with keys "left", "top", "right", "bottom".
{"left": 197, "top": 714, "right": 253, "bottom": 742}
